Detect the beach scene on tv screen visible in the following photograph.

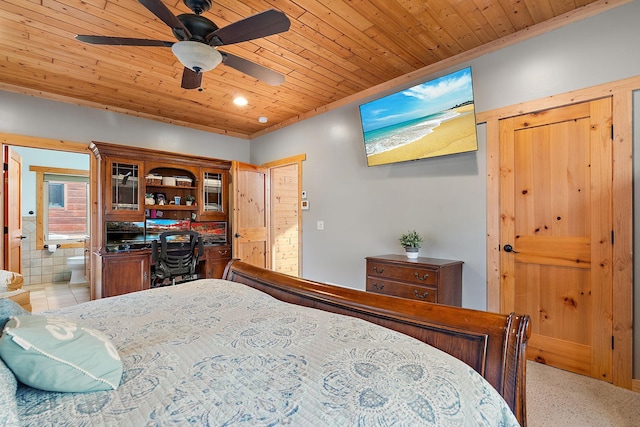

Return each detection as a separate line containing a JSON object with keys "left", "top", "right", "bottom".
{"left": 359, "top": 67, "right": 478, "bottom": 166}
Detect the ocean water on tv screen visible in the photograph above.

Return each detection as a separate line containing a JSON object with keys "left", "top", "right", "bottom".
{"left": 363, "top": 110, "right": 459, "bottom": 156}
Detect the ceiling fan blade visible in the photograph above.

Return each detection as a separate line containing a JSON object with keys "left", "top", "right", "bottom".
{"left": 220, "top": 51, "right": 285, "bottom": 86}
{"left": 76, "top": 35, "right": 174, "bottom": 47}
{"left": 207, "top": 9, "right": 290, "bottom": 46}
{"left": 138, "top": 0, "right": 191, "bottom": 40}
{"left": 181, "top": 67, "right": 202, "bottom": 90}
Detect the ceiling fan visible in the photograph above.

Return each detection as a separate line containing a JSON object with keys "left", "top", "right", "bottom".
{"left": 76, "top": 0, "right": 290, "bottom": 90}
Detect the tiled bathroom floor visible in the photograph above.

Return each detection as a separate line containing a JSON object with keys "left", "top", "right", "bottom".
{"left": 23, "top": 282, "right": 90, "bottom": 312}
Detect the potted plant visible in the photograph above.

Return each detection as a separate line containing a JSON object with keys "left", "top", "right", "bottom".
{"left": 399, "top": 230, "right": 423, "bottom": 259}
{"left": 145, "top": 193, "right": 155, "bottom": 205}
{"left": 184, "top": 194, "right": 196, "bottom": 206}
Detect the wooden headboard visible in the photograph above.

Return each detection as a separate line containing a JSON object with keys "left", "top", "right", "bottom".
{"left": 223, "top": 260, "right": 530, "bottom": 426}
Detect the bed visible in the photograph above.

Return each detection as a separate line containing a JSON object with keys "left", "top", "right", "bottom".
{"left": 0, "top": 260, "right": 530, "bottom": 426}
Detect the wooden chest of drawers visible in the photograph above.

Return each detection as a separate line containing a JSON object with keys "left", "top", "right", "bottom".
{"left": 365, "top": 255, "right": 463, "bottom": 307}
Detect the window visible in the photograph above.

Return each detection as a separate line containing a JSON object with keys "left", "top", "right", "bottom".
{"left": 48, "top": 182, "right": 65, "bottom": 208}
{"left": 30, "top": 166, "right": 89, "bottom": 249}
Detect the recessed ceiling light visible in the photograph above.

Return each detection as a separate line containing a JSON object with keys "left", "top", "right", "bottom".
{"left": 233, "top": 96, "right": 248, "bottom": 106}
{"left": 258, "top": 116, "right": 268, "bottom": 123}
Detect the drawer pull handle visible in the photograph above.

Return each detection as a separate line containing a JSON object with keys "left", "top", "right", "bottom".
{"left": 414, "top": 290, "right": 429, "bottom": 299}
{"left": 218, "top": 250, "right": 228, "bottom": 255}
{"left": 415, "top": 272, "right": 429, "bottom": 281}
{"left": 373, "top": 282, "right": 385, "bottom": 290}
{"left": 372, "top": 266, "right": 385, "bottom": 274}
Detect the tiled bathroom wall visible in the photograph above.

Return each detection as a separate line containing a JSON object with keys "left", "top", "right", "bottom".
{"left": 21, "top": 217, "right": 85, "bottom": 285}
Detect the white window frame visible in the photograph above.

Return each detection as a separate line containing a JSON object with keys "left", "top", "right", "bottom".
{"left": 30, "top": 166, "right": 89, "bottom": 250}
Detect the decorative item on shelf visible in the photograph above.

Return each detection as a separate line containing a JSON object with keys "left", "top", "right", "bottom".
{"left": 185, "top": 194, "right": 196, "bottom": 206}
{"left": 176, "top": 176, "right": 193, "bottom": 187}
{"left": 162, "top": 176, "right": 177, "bottom": 186}
{"left": 399, "top": 230, "right": 423, "bottom": 259}
{"left": 145, "top": 174, "right": 162, "bottom": 185}
{"left": 145, "top": 193, "right": 155, "bottom": 205}
{"left": 156, "top": 193, "right": 167, "bottom": 205}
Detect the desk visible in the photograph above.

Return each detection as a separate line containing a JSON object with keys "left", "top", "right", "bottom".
{"left": 100, "top": 244, "right": 231, "bottom": 298}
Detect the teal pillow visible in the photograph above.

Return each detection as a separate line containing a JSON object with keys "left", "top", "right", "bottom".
{"left": 0, "top": 315, "right": 123, "bottom": 392}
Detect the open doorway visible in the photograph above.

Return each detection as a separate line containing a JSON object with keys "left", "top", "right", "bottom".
{"left": 1, "top": 134, "right": 92, "bottom": 309}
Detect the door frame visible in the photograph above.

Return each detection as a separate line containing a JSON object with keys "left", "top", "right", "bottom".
{"left": 0, "top": 134, "right": 94, "bottom": 282}
{"left": 478, "top": 75, "right": 640, "bottom": 389}
{"left": 262, "top": 154, "right": 306, "bottom": 276}
{"left": 4, "top": 147, "right": 22, "bottom": 273}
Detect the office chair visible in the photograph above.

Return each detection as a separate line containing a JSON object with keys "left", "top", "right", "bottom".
{"left": 151, "top": 230, "right": 204, "bottom": 287}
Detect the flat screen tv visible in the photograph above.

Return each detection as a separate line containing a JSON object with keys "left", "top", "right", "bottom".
{"left": 145, "top": 219, "right": 192, "bottom": 243}
{"left": 190, "top": 221, "right": 227, "bottom": 244}
{"left": 358, "top": 67, "right": 478, "bottom": 167}
{"left": 105, "top": 221, "right": 145, "bottom": 250}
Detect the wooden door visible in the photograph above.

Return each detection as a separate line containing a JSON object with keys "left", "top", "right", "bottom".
{"left": 231, "top": 161, "right": 270, "bottom": 269}
{"left": 4, "top": 147, "right": 22, "bottom": 273}
{"left": 270, "top": 163, "right": 300, "bottom": 276}
{"left": 499, "top": 98, "right": 613, "bottom": 381}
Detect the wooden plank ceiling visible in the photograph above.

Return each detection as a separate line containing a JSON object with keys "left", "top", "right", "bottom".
{"left": 0, "top": 0, "right": 615, "bottom": 139}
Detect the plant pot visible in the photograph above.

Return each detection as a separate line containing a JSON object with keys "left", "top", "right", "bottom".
{"left": 185, "top": 201, "right": 193, "bottom": 206}
{"left": 405, "top": 247, "right": 419, "bottom": 259}
{"left": 145, "top": 197, "right": 155, "bottom": 205}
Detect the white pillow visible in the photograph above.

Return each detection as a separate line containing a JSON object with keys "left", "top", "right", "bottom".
{"left": 0, "top": 270, "right": 23, "bottom": 293}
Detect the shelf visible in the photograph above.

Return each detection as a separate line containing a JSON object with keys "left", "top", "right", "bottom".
{"left": 145, "top": 204, "right": 196, "bottom": 210}
{"left": 113, "top": 203, "right": 139, "bottom": 209}
{"left": 146, "top": 185, "right": 197, "bottom": 191}
{"left": 112, "top": 175, "right": 139, "bottom": 182}
{"left": 203, "top": 204, "right": 221, "bottom": 212}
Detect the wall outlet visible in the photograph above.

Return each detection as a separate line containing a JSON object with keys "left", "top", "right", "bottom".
{"left": 302, "top": 190, "right": 307, "bottom": 199}
{"left": 317, "top": 220, "right": 324, "bottom": 230}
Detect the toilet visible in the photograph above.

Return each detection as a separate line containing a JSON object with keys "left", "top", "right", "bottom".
{"left": 67, "top": 256, "right": 87, "bottom": 284}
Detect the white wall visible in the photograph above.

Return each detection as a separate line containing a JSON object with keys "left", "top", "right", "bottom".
{"left": 251, "top": 1, "right": 640, "bottom": 311}
{"left": 0, "top": 92, "right": 251, "bottom": 162}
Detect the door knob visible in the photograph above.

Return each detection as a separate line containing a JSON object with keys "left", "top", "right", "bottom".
{"left": 234, "top": 233, "right": 243, "bottom": 238}
{"left": 503, "top": 244, "right": 520, "bottom": 254}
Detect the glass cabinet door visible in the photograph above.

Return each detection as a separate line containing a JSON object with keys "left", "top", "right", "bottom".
{"left": 105, "top": 158, "right": 144, "bottom": 219}
{"left": 200, "top": 169, "right": 227, "bottom": 219}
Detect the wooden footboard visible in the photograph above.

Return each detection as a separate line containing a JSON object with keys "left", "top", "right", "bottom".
{"left": 224, "top": 260, "right": 530, "bottom": 426}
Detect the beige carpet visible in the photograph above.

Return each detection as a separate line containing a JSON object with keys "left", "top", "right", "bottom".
{"left": 527, "top": 361, "right": 640, "bottom": 426}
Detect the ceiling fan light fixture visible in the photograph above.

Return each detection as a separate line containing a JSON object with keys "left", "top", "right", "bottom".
{"left": 172, "top": 41, "right": 221, "bottom": 73}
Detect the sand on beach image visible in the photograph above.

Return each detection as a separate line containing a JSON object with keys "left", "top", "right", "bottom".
{"left": 366, "top": 104, "right": 478, "bottom": 167}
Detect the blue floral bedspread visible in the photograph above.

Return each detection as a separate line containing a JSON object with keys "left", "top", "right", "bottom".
{"left": 15, "top": 279, "right": 519, "bottom": 426}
